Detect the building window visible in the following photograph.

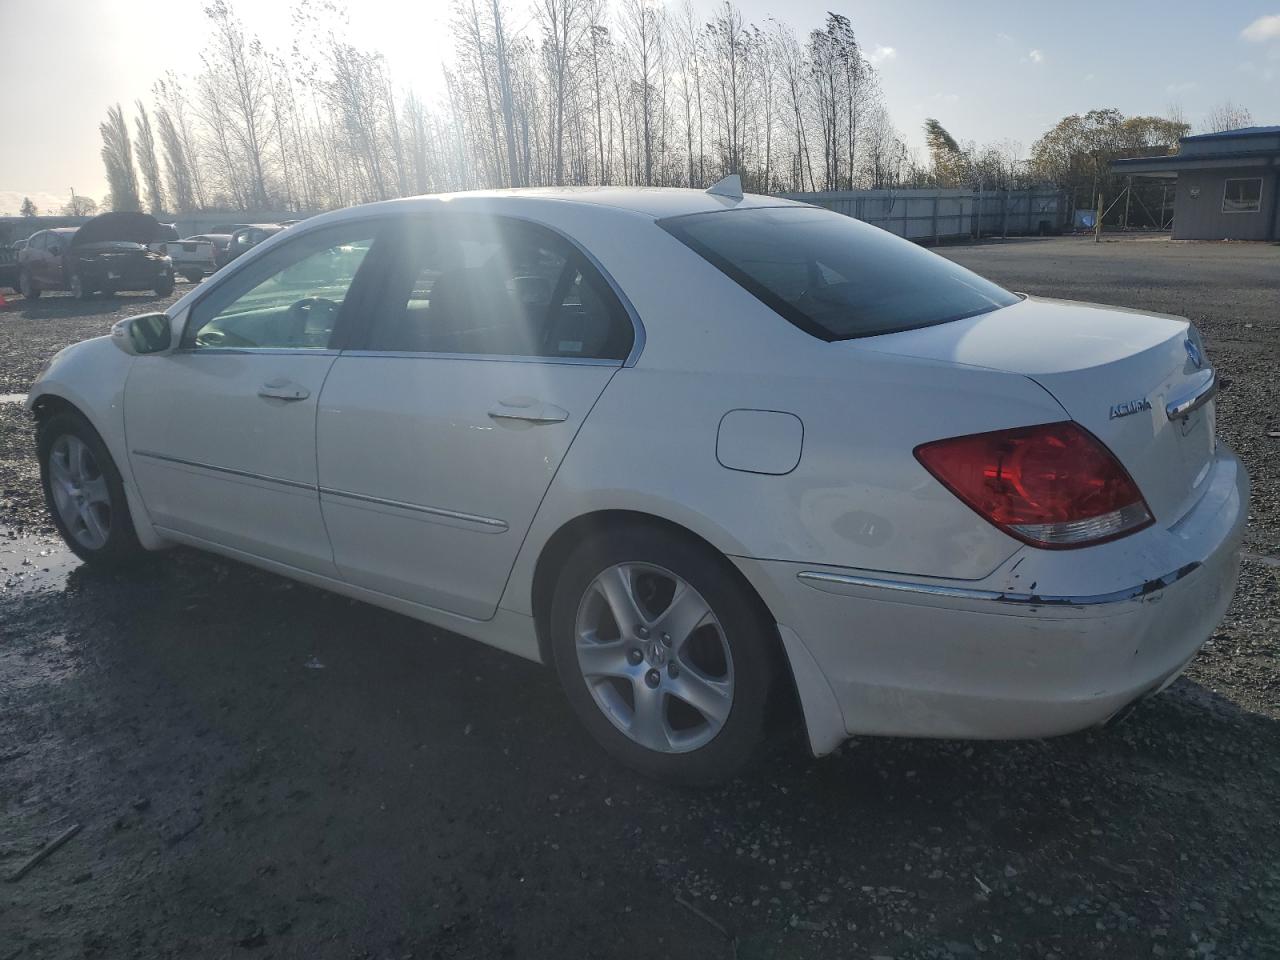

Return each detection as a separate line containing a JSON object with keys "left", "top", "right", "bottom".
{"left": 1222, "top": 177, "right": 1263, "bottom": 214}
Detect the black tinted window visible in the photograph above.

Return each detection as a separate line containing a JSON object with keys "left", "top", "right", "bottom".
{"left": 659, "top": 206, "right": 1019, "bottom": 341}
{"left": 366, "top": 216, "right": 633, "bottom": 361}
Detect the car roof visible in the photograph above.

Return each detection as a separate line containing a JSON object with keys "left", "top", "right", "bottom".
{"left": 412, "top": 186, "right": 806, "bottom": 220}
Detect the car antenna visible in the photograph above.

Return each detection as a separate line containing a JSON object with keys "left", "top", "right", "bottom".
{"left": 705, "top": 174, "right": 743, "bottom": 201}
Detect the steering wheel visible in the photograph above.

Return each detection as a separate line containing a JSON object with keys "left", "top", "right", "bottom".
{"left": 286, "top": 297, "right": 338, "bottom": 344}
{"left": 195, "top": 327, "right": 256, "bottom": 348}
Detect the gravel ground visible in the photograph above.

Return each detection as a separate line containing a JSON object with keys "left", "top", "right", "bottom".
{"left": 1, "top": 244, "right": 1278, "bottom": 959}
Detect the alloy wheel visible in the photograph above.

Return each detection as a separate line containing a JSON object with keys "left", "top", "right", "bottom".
{"left": 574, "top": 562, "right": 734, "bottom": 753}
{"left": 47, "top": 434, "right": 111, "bottom": 550}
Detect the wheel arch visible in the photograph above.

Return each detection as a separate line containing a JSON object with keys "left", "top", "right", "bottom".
{"left": 528, "top": 508, "right": 802, "bottom": 727}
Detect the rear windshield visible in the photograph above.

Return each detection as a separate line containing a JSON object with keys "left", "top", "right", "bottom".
{"left": 658, "top": 206, "right": 1020, "bottom": 341}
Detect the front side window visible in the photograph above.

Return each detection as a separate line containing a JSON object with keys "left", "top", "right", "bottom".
{"left": 29, "top": 233, "right": 47, "bottom": 252}
{"left": 659, "top": 206, "right": 1020, "bottom": 341}
{"left": 1222, "top": 177, "right": 1262, "bottom": 214}
{"left": 364, "top": 215, "right": 634, "bottom": 361}
{"left": 184, "top": 225, "right": 376, "bottom": 350}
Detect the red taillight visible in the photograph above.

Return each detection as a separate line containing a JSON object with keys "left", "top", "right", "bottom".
{"left": 914, "top": 421, "right": 1153, "bottom": 549}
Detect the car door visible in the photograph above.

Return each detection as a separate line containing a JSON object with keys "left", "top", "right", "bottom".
{"left": 316, "top": 213, "right": 638, "bottom": 620}
{"left": 125, "top": 221, "right": 383, "bottom": 575}
{"left": 25, "top": 232, "right": 48, "bottom": 284}
{"left": 44, "top": 232, "right": 67, "bottom": 287}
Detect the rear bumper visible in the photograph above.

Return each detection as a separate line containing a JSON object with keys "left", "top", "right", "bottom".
{"left": 735, "top": 447, "right": 1248, "bottom": 752}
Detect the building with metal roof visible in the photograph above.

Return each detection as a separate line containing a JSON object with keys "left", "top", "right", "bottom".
{"left": 1112, "top": 126, "right": 1280, "bottom": 240}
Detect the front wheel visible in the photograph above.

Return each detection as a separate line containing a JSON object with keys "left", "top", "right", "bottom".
{"left": 70, "top": 273, "right": 92, "bottom": 300}
{"left": 549, "top": 524, "right": 776, "bottom": 785}
{"left": 182, "top": 271, "right": 203, "bottom": 284}
{"left": 154, "top": 277, "right": 175, "bottom": 297}
{"left": 19, "top": 269, "right": 40, "bottom": 299}
{"left": 37, "top": 411, "right": 145, "bottom": 566}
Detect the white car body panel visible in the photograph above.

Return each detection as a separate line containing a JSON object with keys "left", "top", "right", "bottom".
{"left": 316, "top": 355, "right": 617, "bottom": 619}
{"left": 125, "top": 351, "right": 340, "bottom": 575}
{"left": 25, "top": 187, "right": 1248, "bottom": 759}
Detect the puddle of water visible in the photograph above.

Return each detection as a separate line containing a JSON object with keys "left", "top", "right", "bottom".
{"left": 0, "top": 529, "right": 82, "bottom": 595}
{"left": 0, "top": 393, "right": 27, "bottom": 404}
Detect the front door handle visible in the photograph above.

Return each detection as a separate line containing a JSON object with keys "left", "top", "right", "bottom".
{"left": 258, "top": 379, "right": 310, "bottom": 401}
{"left": 487, "top": 397, "right": 569, "bottom": 424}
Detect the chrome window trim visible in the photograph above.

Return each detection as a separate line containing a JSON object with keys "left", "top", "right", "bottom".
{"left": 132, "top": 449, "right": 315, "bottom": 491}
{"left": 319, "top": 487, "right": 508, "bottom": 532}
{"left": 796, "top": 562, "right": 1201, "bottom": 607}
{"left": 171, "top": 347, "right": 341, "bottom": 357}
{"left": 338, "top": 350, "right": 619, "bottom": 367}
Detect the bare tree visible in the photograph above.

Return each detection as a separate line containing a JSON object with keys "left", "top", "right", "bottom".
{"left": 100, "top": 103, "right": 142, "bottom": 212}
{"left": 198, "top": 0, "right": 275, "bottom": 208}
{"left": 1201, "top": 101, "right": 1253, "bottom": 134}
{"left": 621, "top": 0, "right": 667, "bottom": 186}
{"left": 134, "top": 101, "right": 166, "bottom": 214}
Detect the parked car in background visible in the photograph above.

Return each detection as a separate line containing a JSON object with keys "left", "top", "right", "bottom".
{"left": 190, "top": 234, "right": 233, "bottom": 269}
{"left": 24, "top": 185, "right": 1246, "bottom": 784}
{"left": 152, "top": 237, "right": 218, "bottom": 283}
{"left": 0, "top": 237, "right": 28, "bottom": 291}
{"left": 18, "top": 212, "right": 174, "bottom": 300}
{"left": 226, "top": 224, "right": 285, "bottom": 264}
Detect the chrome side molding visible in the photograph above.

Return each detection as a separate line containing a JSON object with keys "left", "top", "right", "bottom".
{"left": 797, "top": 562, "right": 1202, "bottom": 607}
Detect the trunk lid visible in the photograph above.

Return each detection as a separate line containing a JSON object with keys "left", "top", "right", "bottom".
{"left": 857, "top": 295, "right": 1216, "bottom": 524}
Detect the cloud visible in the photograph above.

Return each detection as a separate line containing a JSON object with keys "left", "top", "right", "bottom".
{"left": 1027, "top": 48, "right": 1044, "bottom": 63}
{"left": 869, "top": 45, "right": 897, "bottom": 64}
{"left": 1242, "top": 14, "right": 1280, "bottom": 41}
{"left": 1166, "top": 80, "right": 1199, "bottom": 93}
{"left": 996, "top": 32, "right": 1015, "bottom": 43}
{"left": 0, "top": 190, "right": 67, "bottom": 218}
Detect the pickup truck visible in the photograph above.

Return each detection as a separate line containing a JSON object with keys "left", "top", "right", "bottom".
{"left": 149, "top": 237, "right": 218, "bottom": 283}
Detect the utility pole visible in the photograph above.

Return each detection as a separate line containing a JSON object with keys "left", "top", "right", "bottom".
{"left": 1094, "top": 192, "right": 1104, "bottom": 242}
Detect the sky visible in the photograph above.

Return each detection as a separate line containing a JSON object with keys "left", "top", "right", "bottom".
{"left": 2, "top": 0, "right": 1278, "bottom": 215}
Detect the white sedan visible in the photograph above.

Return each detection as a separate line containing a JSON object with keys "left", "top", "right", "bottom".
{"left": 27, "top": 180, "right": 1247, "bottom": 784}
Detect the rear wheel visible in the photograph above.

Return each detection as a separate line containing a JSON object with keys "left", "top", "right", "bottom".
{"left": 155, "top": 277, "right": 175, "bottom": 297}
{"left": 37, "top": 411, "right": 145, "bottom": 566}
{"left": 19, "top": 269, "right": 40, "bottom": 299}
{"left": 182, "top": 271, "right": 203, "bottom": 284}
{"left": 549, "top": 524, "right": 775, "bottom": 785}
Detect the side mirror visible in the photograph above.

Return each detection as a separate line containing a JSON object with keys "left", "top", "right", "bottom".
{"left": 111, "top": 313, "right": 173, "bottom": 356}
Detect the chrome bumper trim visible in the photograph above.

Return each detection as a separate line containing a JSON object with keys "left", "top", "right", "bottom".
{"left": 796, "top": 562, "right": 1202, "bottom": 607}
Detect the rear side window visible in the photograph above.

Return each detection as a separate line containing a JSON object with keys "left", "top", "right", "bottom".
{"left": 364, "top": 215, "right": 634, "bottom": 361}
{"left": 659, "top": 206, "right": 1020, "bottom": 341}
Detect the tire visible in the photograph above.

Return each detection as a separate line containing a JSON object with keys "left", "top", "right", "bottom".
{"left": 70, "top": 273, "right": 92, "bottom": 300}
{"left": 549, "top": 523, "right": 776, "bottom": 785}
{"left": 37, "top": 410, "right": 145, "bottom": 567}
{"left": 19, "top": 269, "right": 40, "bottom": 299}
{"left": 154, "top": 277, "right": 175, "bottom": 297}
{"left": 182, "top": 271, "right": 203, "bottom": 284}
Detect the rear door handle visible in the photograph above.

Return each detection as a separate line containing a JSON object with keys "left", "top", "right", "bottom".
{"left": 487, "top": 397, "right": 569, "bottom": 424}
{"left": 258, "top": 379, "right": 310, "bottom": 401}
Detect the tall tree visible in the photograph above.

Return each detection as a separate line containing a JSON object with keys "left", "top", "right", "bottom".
{"left": 100, "top": 103, "right": 142, "bottom": 212}
{"left": 198, "top": 0, "right": 275, "bottom": 208}
{"left": 20, "top": 197, "right": 38, "bottom": 217}
{"left": 134, "top": 101, "right": 166, "bottom": 214}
